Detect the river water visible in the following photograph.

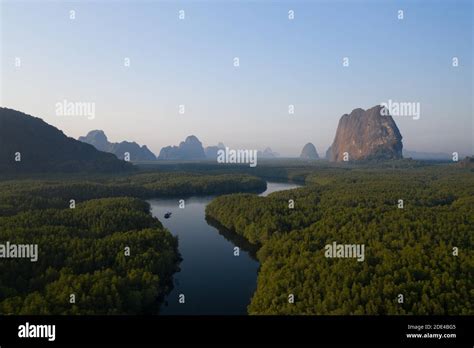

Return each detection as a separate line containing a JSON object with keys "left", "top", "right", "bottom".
{"left": 148, "top": 181, "right": 301, "bottom": 315}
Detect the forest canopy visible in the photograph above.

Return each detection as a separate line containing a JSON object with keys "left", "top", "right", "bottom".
{"left": 206, "top": 166, "right": 474, "bottom": 315}
{"left": 0, "top": 197, "right": 180, "bottom": 314}
{"left": 0, "top": 172, "right": 265, "bottom": 314}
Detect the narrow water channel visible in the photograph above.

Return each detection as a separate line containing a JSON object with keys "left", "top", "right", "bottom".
{"left": 148, "top": 181, "right": 301, "bottom": 315}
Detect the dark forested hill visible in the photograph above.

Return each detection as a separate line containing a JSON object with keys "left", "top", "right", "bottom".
{"left": 0, "top": 108, "right": 134, "bottom": 173}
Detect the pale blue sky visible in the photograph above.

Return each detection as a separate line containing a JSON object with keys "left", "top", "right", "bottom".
{"left": 1, "top": 0, "right": 472, "bottom": 156}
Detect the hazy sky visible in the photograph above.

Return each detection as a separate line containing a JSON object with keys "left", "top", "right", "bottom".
{"left": 1, "top": 0, "right": 472, "bottom": 156}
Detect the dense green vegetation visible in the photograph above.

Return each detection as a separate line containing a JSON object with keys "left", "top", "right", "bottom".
{"left": 2, "top": 159, "right": 472, "bottom": 315}
{"left": 0, "top": 172, "right": 265, "bottom": 314}
{"left": 206, "top": 165, "right": 474, "bottom": 315}
{"left": 0, "top": 173, "right": 266, "bottom": 216}
{"left": 0, "top": 197, "right": 180, "bottom": 314}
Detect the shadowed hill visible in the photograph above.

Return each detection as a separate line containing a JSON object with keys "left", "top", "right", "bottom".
{"left": 0, "top": 107, "right": 134, "bottom": 173}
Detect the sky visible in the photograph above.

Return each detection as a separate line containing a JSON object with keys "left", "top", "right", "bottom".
{"left": 1, "top": 0, "right": 473, "bottom": 157}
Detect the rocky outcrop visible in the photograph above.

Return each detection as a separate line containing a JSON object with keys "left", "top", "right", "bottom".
{"left": 158, "top": 135, "right": 206, "bottom": 160}
{"left": 110, "top": 142, "right": 156, "bottom": 161}
{"left": 78, "top": 130, "right": 157, "bottom": 161}
{"left": 328, "top": 105, "right": 403, "bottom": 162}
{"left": 300, "top": 143, "right": 319, "bottom": 159}
{"left": 79, "top": 130, "right": 109, "bottom": 152}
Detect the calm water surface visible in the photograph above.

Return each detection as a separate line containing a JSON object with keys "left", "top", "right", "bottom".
{"left": 148, "top": 181, "right": 301, "bottom": 315}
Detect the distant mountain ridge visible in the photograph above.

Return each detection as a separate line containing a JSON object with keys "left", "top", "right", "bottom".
{"left": 78, "top": 130, "right": 157, "bottom": 161}
{"left": 258, "top": 147, "right": 279, "bottom": 158}
{"left": 0, "top": 108, "right": 134, "bottom": 173}
{"left": 158, "top": 135, "right": 206, "bottom": 160}
{"left": 205, "top": 142, "right": 226, "bottom": 160}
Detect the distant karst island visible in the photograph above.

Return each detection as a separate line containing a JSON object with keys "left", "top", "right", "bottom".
{"left": 300, "top": 143, "right": 319, "bottom": 159}
{"left": 79, "top": 130, "right": 157, "bottom": 161}
{"left": 326, "top": 105, "right": 403, "bottom": 162}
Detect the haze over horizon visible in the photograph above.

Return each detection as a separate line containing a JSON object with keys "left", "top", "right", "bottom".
{"left": 1, "top": 0, "right": 472, "bottom": 157}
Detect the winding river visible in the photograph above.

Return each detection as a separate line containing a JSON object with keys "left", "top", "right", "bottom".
{"left": 148, "top": 181, "right": 301, "bottom": 315}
